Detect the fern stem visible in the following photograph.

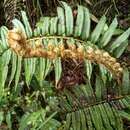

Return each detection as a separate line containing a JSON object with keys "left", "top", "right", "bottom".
{"left": 27, "top": 35, "right": 87, "bottom": 45}
{"left": 60, "top": 95, "right": 130, "bottom": 114}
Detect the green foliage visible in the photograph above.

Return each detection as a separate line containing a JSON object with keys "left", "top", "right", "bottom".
{"left": 0, "top": 1, "right": 130, "bottom": 130}
{"left": 0, "top": 80, "right": 60, "bottom": 130}
{"left": 58, "top": 76, "right": 130, "bottom": 130}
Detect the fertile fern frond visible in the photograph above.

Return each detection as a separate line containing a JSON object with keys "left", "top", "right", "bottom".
{"left": 3, "top": 1, "right": 129, "bottom": 87}
{"left": 0, "top": 2, "right": 130, "bottom": 130}
{"left": 8, "top": 29, "right": 123, "bottom": 81}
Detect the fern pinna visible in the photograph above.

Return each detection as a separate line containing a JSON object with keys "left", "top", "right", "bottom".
{"left": 0, "top": 1, "right": 130, "bottom": 130}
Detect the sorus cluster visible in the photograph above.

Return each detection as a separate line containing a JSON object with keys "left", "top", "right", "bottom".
{"left": 8, "top": 28, "right": 123, "bottom": 81}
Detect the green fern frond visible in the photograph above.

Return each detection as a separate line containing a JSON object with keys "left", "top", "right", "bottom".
{"left": 58, "top": 70, "right": 130, "bottom": 130}
{"left": 5, "top": 1, "right": 129, "bottom": 87}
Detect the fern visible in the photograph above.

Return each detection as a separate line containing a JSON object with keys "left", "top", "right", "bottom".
{"left": 0, "top": 1, "right": 130, "bottom": 130}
